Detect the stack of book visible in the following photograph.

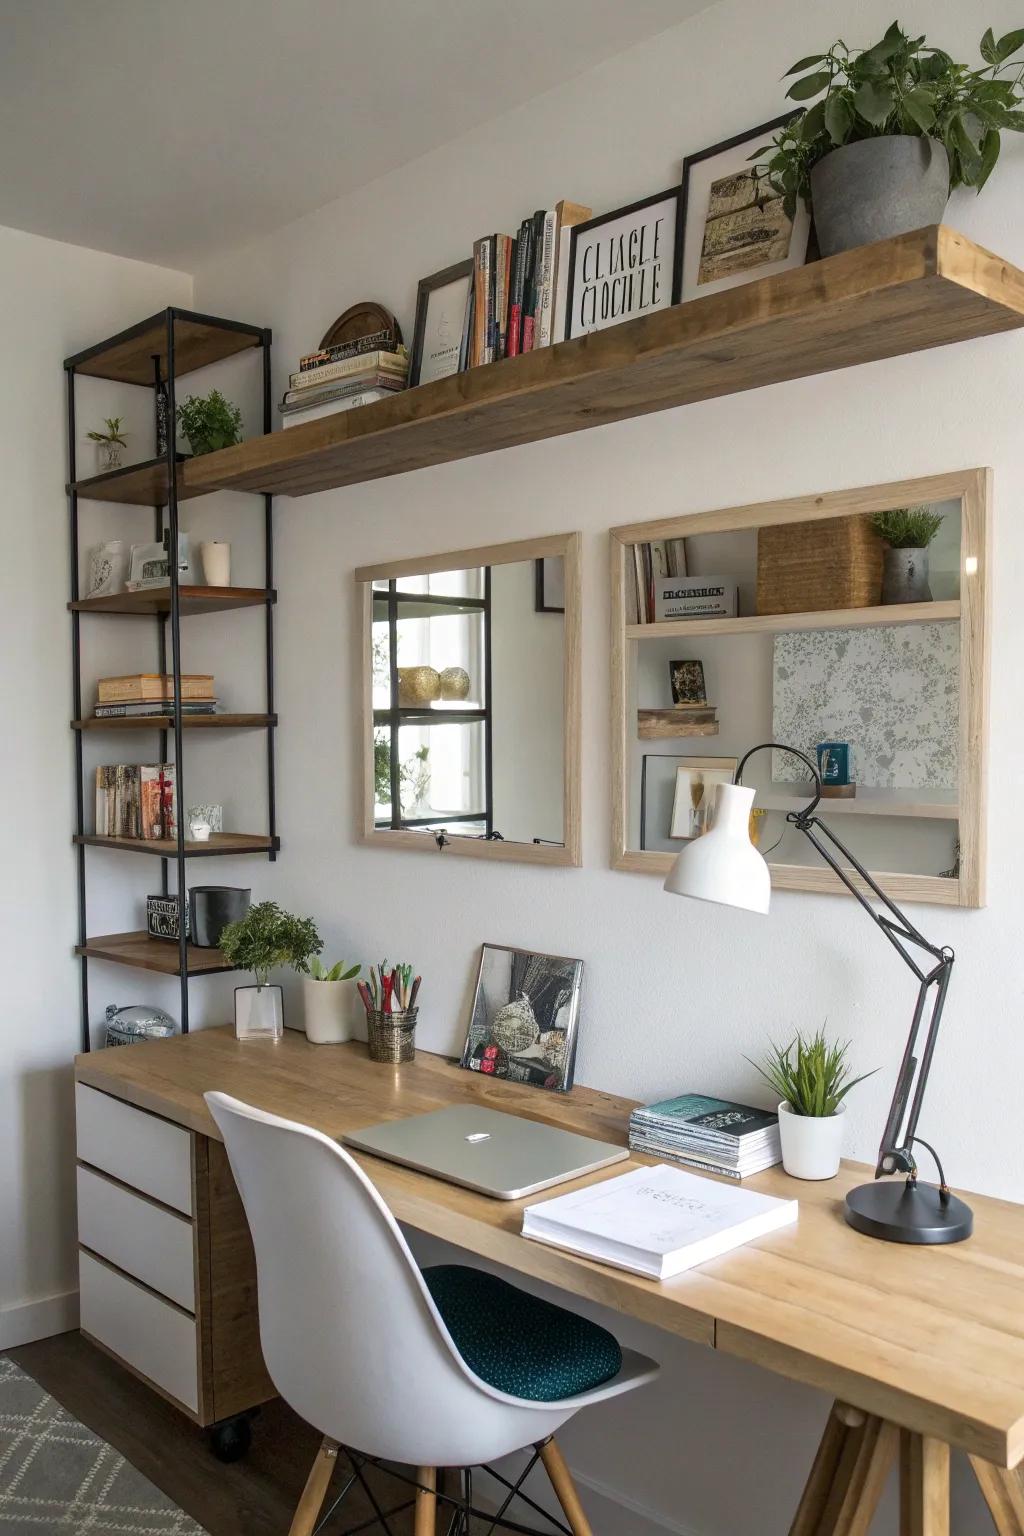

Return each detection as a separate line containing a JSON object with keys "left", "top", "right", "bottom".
{"left": 631, "top": 538, "right": 689, "bottom": 624}
{"left": 94, "top": 674, "right": 217, "bottom": 720}
{"left": 95, "top": 763, "right": 178, "bottom": 840}
{"left": 468, "top": 198, "right": 591, "bottom": 366}
{"left": 629, "top": 1094, "right": 782, "bottom": 1181}
{"left": 279, "top": 333, "right": 409, "bottom": 428}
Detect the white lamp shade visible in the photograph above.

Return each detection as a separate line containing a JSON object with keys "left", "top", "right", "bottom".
{"left": 663, "top": 782, "right": 771, "bottom": 914}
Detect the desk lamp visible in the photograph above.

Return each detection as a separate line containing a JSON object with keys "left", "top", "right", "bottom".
{"left": 664, "top": 741, "right": 972, "bottom": 1245}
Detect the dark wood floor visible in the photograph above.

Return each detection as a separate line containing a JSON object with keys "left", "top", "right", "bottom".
{"left": 8, "top": 1332, "right": 422, "bottom": 1535}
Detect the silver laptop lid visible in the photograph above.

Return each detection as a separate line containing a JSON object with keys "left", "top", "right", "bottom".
{"left": 343, "top": 1104, "right": 628, "bottom": 1200}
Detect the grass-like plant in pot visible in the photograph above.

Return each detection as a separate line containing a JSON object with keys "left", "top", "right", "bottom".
{"left": 304, "top": 957, "right": 362, "bottom": 1046}
{"left": 87, "top": 415, "right": 128, "bottom": 471}
{"left": 219, "top": 900, "right": 323, "bottom": 1041}
{"left": 176, "top": 389, "right": 244, "bottom": 456}
{"left": 755, "top": 22, "right": 1024, "bottom": 256}
{"left": 748, "top": 1028, "right": 876, "bottom": 1180}
{"left": 872, "top": 504, "right": 944, "bottom": 604}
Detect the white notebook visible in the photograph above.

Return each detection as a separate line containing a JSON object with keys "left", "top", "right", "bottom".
{"left": 521, "top": 1163, "right": 798, "bottom": 1280}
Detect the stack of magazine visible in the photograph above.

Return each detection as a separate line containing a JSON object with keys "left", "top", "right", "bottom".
{"left": 628, "top": 1094, "right": 782, "bottom": 1181}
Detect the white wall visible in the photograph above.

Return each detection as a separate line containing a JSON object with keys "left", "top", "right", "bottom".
{"left": 490, "top": 558, "right": 564, "bottom": 844}
{"left": 76, "top": 0, "right": 1019, "bottom": 1529}
{"left": 0, "top": 224, "right": 191, "bottom": 1347}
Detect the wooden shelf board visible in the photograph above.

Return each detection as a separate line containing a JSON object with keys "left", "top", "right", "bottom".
{"left": 66, "top": 308, "right": 264, "bottom": 387}
{"left": 75, "top": 833, "right": 278, "bottom": 856}
{"left": 72, "top": 712, "right": 276, "bottom": 731}
{"left": 70, "top": 586, "right": 275, "bottom": 616}
{"left": 753, "top": 786, "right": 957, "bottom": 820}
{"left": 75, "top": 930, "right": 232, "bottom": 976}
{"left": 180, "top": 227, "right": 1024, "bottom": 498}
{"left": 71, "top": 455, "right": 199, "bottom": 507}
{"left": 626, "top": 599, "right": 960, "bottom": 641}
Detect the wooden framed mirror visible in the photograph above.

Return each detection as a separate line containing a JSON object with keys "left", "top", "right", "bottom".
{"left": 357, "top": 533, "right": 581, "bottom": 866}
{"left": 611, "top": 470, "right": 990, "bottom": 907}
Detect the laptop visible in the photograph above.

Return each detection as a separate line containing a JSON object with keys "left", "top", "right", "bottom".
{"left": 343, "top": 1105, "right": 629, "bottom": 1200}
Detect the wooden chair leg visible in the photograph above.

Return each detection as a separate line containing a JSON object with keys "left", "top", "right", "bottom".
{"left": 288, "top": 1437, "right": 339, "bottom": 1536}
{"left": 538, "top": 1438, "right": 593, "bottom": 1536}
{"left": 969, "top": 1455, "right": 1024, "bottom": 1535}
{"left": 789, "top": 1401, "right": 898, "bottom": 1536}
{"left": 900, "top": 1430, "right": 949, "bottom": 1536}
{"left": 414, "top": 1466, "right": 437, "bottom": 1536}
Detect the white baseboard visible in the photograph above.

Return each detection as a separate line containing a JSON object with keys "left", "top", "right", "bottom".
{"left": 0, "top": 1289, "right": 79, "bottom": 1350}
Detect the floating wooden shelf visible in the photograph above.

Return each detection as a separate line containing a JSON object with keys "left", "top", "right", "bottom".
{"left": 74, "top": 833, "right": 279, "bottom": 856}
{"left": 638, "top": 710, "right": 719, "bottom": 739}
{"left": 72, "top": 712, "right": 276, "bottom": 731}
{"left": 75, "top": 930, "right": 232, "bottom": 976}
{"left": 65, "top": 308, "right": 265, "bottom": 387}
{"left": 70, "top": 455, "right": 196, "bottom": 507}
{"left": 181, "top": 227, "right": 1024, "bottom": 499}
{"left": 753, "top": 786, "right": 957, "bottom": 820}
{"left": 626, "top": 599, "right": 959, "bottom": 642}
{"left": 70, "top": 586, "right": 276, "bottom": 617}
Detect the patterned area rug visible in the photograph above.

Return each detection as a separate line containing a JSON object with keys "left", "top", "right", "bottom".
{"left": 0, "top": 1357, "right": 206, "bottom": 1533}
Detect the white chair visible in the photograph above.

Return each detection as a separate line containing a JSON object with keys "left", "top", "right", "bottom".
{"left": 205, "top": 1092, "right": 659, "bottom": 1535}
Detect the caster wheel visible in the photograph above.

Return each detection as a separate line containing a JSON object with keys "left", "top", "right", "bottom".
{"left": 209, "top": 1415, "right": 252, "bottom": 1463}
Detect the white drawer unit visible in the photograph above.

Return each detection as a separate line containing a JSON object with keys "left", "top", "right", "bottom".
{"left": 75, "top": 1083, "right": 193, "bottom": 1215}
{"left": 76, "top": 1165, "right": 196, "bottom": 1312}
{"left": 79, "top": 1250, "right": 199, "bottom": 1414}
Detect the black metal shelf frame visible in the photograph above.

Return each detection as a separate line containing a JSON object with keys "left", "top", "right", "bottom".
{"left": 67, "top": 307, "right": 276, "bottom": 1051}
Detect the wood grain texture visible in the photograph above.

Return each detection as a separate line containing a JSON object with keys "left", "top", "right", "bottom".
{"left": 623, "top": 599, "right": 959, "bottom": 642}
{"left": 74, "top": 931, "right": 232, "bottom": 976}
{"left": 180, "top": 228, "right": 1024, "bottom": 498}
{"left": 968, "top": 1457, "right": 1024, "bottom": 1534}
{"left": 288, "top": 1439, "right": 339, "bottom": 1536}
{"left": 199, "top": 1137, "right": 275, "bottom": 1422}
{"left": 637, "top": 711, "right": 719, "bottom": 739}
{"left": 900, "top": 1431, "right": 950, "bottom": 1536}
{"left": 71, "top": 456, "right": 197, "bottom": 508}
{"left": 72, "top": 713, "right": 276, "bottom": 732}
{"left": 68, "top": 312, "right": 263, "bottom": 387}
{"left": 75, "top": 1027, "right": 1024, "bottom": 1465}
{"left": 538, "top": 1440, "right": 594, "bottom": 1536}
{"left": 74, "top": 833, "right": 278, "bottom": 857}
{"left": 70, "top": 586, "right": 275, "bottom": 617}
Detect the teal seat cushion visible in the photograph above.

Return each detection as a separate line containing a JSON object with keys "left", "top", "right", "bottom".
{"left": 423, "top": 1264, "right": 622, "bottom": 1402}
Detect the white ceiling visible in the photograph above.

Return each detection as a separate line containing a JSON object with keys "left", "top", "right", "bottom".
{"left": 0, "top": 0, "right": 706, "bottom": 270}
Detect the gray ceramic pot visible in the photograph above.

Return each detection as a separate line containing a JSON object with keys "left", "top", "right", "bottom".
{"left": 810, "top": 136, "right": 950, "bottom": 257}
{"left": 882, "top": 547, "right": 932, "bottom": 605}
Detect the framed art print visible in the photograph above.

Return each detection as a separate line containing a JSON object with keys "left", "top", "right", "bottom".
{"left": 410, "top": 259, "right": 473, "bottom": 386}
{"left": 460, "top": 943, "right": 584, "bottom": 1092}
{"left": 564, "top": 187, "right": 682, "bottom": 340}
{"left": 679, "top": 115, "right": 811, "bottom": 302}
{"left": 534, "top": 556, "right": 565, "bottom": 614}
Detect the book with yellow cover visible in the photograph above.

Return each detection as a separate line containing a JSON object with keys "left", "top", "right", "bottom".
{"left": 97, "top": 674, "right": 214, "bottom": 703}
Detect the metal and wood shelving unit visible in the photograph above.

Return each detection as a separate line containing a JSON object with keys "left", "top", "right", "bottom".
{"left": 66, "top": 307, "right": 276, "bottom": 1050}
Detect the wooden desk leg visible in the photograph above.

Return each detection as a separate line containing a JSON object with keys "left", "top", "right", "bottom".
{"left": 901, "top": 1430, "right": 950, "bottom": 1535}
{"left": 968, "top": 1455, "right": 1024, "bottom": 1534}
{"left": 790, "top": 1402, "right": 898, "bottom": 1536}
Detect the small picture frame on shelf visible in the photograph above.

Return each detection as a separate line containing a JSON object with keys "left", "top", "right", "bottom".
{"left": 460, "top": 943, "right": 584, "bottom": 1093}
{"left": 534, "top": 556, "right": 565, "bottom": 613}
{"left": 669, "top": 758, "right": 738, "bottom": 839}
{"left": 127, "top": 532, "right": 190, "bottom": 591}
{"left": 679, "top": 114, "right": 813, "bottom": 302}
{"left": 564, "top": 187, "right": 683, "bottom": 341}
{"left": 670, "top": 659, "right": 706, "bottom": 704}
{"left": 410, "top": 260, "right": 474, "bottom": 387}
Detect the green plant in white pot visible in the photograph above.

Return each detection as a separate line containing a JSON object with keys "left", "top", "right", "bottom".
{"left": 175, "top": 389, "right": 244, "bottom": 456}
{"left": 749, "top": 1029, "right": 876, "bottom": 1180}
{"left": 872, "top": 505, "right": 944, "bottom": 605}
{"left": 219, "top": 901, "right": 322, "bottom": 1041}
{"left": 303, "top": 956, "right": 361, "bottom": 1045}
{"left": 755, "top": 22, "right": 1024, "bottom": 256}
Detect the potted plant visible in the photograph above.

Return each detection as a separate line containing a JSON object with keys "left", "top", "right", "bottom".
{"left": 303, "top": 956, "right": 361, "bottom": 1045}
{"left": 755, "top": 23, "right": 1024, "bottom": 256}
{"left": 748, "top": 1028, "right": 875, "bottom": 1180}
{"left": 87, "top": 416, "right": 128, "bottom": 472}
{"left": 176, "top": 389, "right": 244, "bottom": 456}
{"left": 871, "top": 505, "right": 944, "bottom": 604}
{"left": 219, "top": 901, "right": 322, "bottom": 1041}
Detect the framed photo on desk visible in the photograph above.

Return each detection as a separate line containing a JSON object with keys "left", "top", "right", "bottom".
{"left": 460, "top": 943, "right": 583, "bottom": 1092}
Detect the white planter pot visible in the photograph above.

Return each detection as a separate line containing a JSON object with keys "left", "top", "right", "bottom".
{"left": 778, "top": 1101, "right": 846, "bottom": 1181}
{"left": 302, "top": 978, "right": 353, "bottom": 1045}
{"left": 200, "top": 541, "right": 231, "bottom": 586}
{"left": 235, "top": 984, "right": 283, "bottom": 1042}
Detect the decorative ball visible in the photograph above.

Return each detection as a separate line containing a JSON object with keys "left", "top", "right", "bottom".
{"left": 439, "top": 666, "right": 471, "bottom": 701}
{"left": 490, "top": 994, "right": 539, "bottom": 1054}
{"left": 398, "top": 666, "right": 441, "bottom": 706}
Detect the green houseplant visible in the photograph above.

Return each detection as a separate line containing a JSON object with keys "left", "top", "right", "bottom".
{"left": 749, "top": 1028, "right": 876, "bottom": 1179}
{"left": 756, "top": 22, "right": 1024, "bottom": 255}
{"left": 872, "top": 505, "right": 945, "bottom": 604}
{"left": 176, "top": 389, "right": 244, "bottom": 456}
{"left": 87, "top": 416, "right": 128, "bottom": 471}
{"left": 219, "top": 901, "right": 323, "bottom": 1040}
{"left": 304, "top": 957, "right": 362, "bottom": 1046}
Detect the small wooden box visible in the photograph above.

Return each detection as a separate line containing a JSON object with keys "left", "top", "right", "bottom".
{"left": 756, "top": 515, "right": 883, "bottom": 615}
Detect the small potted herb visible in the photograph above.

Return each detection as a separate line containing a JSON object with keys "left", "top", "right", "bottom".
{"left": 756, "top": 23, "right": 1024, "bottom": 256}
{"left": 748, "top": 1028, "right": 875, "bottom": 1180}
{"left": 871, "top": 505, "right": 944, "bottom": 604}
{"left": 303, "top": 956, "right": 362, "bottom": 1045}
{"left": 219, "top": 901, "right": 322, "bottom": 1041}
{"left": 87, "top": 416, "right": 128, "bottom": 472}
{"left": 175, "top": 389, "right": 244, "bottom": 456}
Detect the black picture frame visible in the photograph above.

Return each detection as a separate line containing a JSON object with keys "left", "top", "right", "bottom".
{"left": 534, "top": 556, "right": 565, "bottom": 614}
{"left": 409, "top": 258, "right": 474, "bottom": 387}
{"left": 459, "top": 942, "right": 584, "bottom": 1093}
{"left": 564, "top": 185, "right": 684, "bottom": 342}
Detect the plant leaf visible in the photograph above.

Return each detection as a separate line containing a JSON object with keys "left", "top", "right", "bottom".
{"left": 800, "top": 100, "right": 827, "bottom": 140}
{"left": 824, "top": 92, "right": 853, "bottom": 143}
{"left": 903, "top": 85, "right": 937, "bottom": 131}
{"left": 980, "top": 26, "right": 998, "bottom": 64}
{"left": 977, "top": 126, "right": 1002, "bottom": 188}
{"left": 854, "top": 79, "right": 895, "bottom": 125}
{"left": 784, "top": 53, "right": 827, "bottom": 75}
{"left": 996, "top": 27, "right": 1024, "bottom": 61}
{"left": 787, "top": 70, "right": 832, "bottom": 101}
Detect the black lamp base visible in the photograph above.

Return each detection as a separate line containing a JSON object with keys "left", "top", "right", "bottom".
{"left": 845, "top": 1178, "right": 973, "bottom": 1244}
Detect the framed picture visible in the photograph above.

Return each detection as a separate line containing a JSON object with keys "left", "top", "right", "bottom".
{"left": 534, "top": 556, "right": 565, "bottom": 613}
{"left": 460, "top": 943, "right": 584, "bottom": 1093}
{"left": 564, "top": 187, "right": 682, "bottom": 340}
{"left": 670, "top": 659, "right": 706, "bottom": 705}
{"left": 679, "top": 115, "right": 812, "bottom": 302}
{"left": 410, "top": 259, "right": 474, "bottom": 387}
{"left": 670, "top": 757, "right": 738, "bottom": 839}
{"left": 127, "top": 533, "right": 189, "bottom": 591}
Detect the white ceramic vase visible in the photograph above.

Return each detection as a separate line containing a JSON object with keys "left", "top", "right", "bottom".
{"left": 87, "top": 540, "right": 130, "bottom": 597}
{"left": 777, "top": 1101, "right": 846, "bottom": 1181}
{"left": 302, "top": 977, "right": 353, "bottom": 1045}
{"left": 235, "top": 983, "right": 283, "bottom": 1041}
{"left": 200, "top": 541, "right": 231, "bottom": 586}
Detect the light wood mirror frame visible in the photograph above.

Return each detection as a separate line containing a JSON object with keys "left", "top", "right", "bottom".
{"left": 611, "top": 470, "right": 990, "bottom": 907}
{"left": 357, "top": 532, "right": 581, "bottom": 867}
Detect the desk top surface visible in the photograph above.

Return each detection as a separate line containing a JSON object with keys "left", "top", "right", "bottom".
{"left": 75, "top": 1026, "right": 1024, "bottom": 1467}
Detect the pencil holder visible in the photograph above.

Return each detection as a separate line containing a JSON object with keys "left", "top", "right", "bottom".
{"left": 366, "top": 1007, "right": 419, "bottom": 1065}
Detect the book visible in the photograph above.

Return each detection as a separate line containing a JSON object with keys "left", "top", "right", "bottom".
{"left": 522, "top": 1163, "right": 797, "bottom": 1280}
{"left": 495, "top": 233, "right": 515, "bottom": 359}
{"left": 297, "top": 329, "right": 397, "bottom": 371}
{"left": 653, "top": 577, "right": 738, "bottom": 623}
{"left": 97, "top": 674, "right": 215, "bottom": 703}
{"left": 287, "top": 349, "right": 408, "bottom": 391}
{"left": 280, "top": 375, "right": 405, "bottom": 410}
{"left": 140, "top": 765, "right": 163, "bottom": 840}
{"left": 507, "top": 218, "right": 530, "bottom": 358}
{"left": 92, "top": 700, "right": 218, "bottom": 718}
{"left": 534, "top": 209, "right": 557, "bottom": 348}
{"left": 629, "top": 1094, "right": 782, "bottom": 1177}
{"left": 521, "top": 210, "right": 546, "bottom": 353}
{"left": 281, "top": 390, "right": 395, "bottom": 428}
{"left": 95, "top": 765, "right": 115, "bottom": 836}
{"left": 472, "top": 236, "right": 493, "bottom": 366}
{"left": 113, "top": 764, "right": 140, "bottom": 839}
{"left": 625, "top": 1141, "right": 782, "bottom": 1181}
{"left": 160, "top": 763, "right": 178, "bottom": 840}
{"left": 458, "top": 280, "right": 475, "bottom": 372}
{"left": 550, "top": 199, "right": 592, "bottom": 344}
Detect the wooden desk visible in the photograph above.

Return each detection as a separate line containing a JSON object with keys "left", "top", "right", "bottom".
{"left": 75, "top": 1027, "right": 1024, "bottom": 1535}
